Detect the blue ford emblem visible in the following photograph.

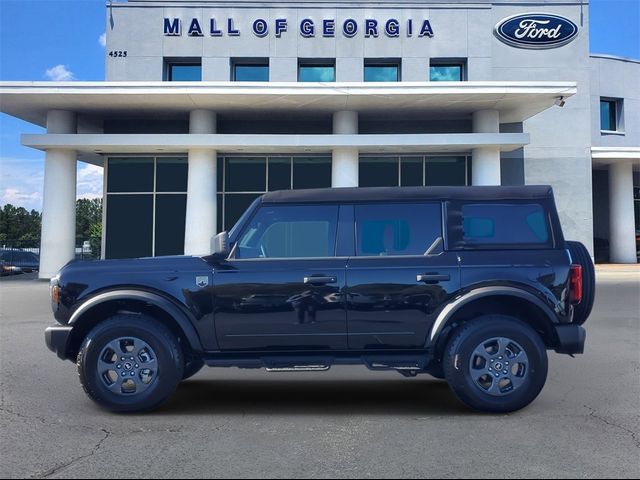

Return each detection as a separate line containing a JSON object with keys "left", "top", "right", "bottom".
{"left": 494, "top": 13, "right": 579, "bottom": 49}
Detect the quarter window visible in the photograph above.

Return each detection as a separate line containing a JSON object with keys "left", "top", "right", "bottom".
{"left": 355, "top": 203, "right": 442, "bottom": 256}
{"left": 236, "top": 205, "right": 339, "bottom": 259}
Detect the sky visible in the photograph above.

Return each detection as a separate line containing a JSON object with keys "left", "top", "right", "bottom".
{"left": 0, "top": 0, "right": 639, "bottom": 211}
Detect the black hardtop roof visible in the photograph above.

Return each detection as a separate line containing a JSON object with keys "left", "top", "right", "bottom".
{"left": 261, "top": 185, "right": 554, "bottom": 204}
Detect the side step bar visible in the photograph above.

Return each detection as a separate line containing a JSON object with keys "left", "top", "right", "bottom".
{"left": 266, "top": 365, "right": 331, "bottom": 372}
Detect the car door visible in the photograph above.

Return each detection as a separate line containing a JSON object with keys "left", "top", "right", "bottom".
{"left": 213, "top": 203, "right": 348, "bottom": 351}
{"left": 346, "top": 202, "right": 460, "bottom": 350}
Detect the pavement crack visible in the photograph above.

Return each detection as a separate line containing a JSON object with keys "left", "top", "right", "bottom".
{"left": 33, "top": 428, "right": 111, "bottom": 479}
{"left": 584, "top": 405, "right": 640, "bottom": 449}
{"left": 0, "top": 405, "right": 53, "bottom": 427}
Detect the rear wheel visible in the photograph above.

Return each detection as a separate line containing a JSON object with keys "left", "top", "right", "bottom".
{"left": 566, "top": 241, "right": 595, "bottom": 324}
{"left": 77, "top": 314, "right": 183, "bottom": 412}
{"left": 443, "top": 315, "right": 548, "bottom": 413}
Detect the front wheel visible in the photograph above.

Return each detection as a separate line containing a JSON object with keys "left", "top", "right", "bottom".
{"left": 77, "top": 314, "right": 184, "bottom": 412}
{"left": 443, "top": 315, "right": 548, "bottom": 413}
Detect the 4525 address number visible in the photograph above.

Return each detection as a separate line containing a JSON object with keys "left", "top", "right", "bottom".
{"left": 108, "top": 51, "right": 128, "bottom": 58}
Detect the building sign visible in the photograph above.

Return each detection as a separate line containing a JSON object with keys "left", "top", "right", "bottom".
{"left": 494, "top": 13, "right": 578, "bottom": 49}
{"left": 163, "top": 17, "right": 434, "bottom": 38}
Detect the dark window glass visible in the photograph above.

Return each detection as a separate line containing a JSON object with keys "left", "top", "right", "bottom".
{"left": 364, "top": 65, "right": 399, "bottom": 82}
{"left": 600, "top": 99, "right": 617, "bottom": 131}
{"left": 425, "top": 157, "right": 467, "bottom": 186}
{"left": 400, "top": 157, "right": 423, "bottom": 186}
{"left": 155, "top": 195, "right": 187, "bottom": 256}
{"left": 225, "top": 157, "right": 266, "bottom": 192}
{"left": 225, "top": 194, "right": 262, "bottom": 232}
{"left": 106, "top": 194, "right": 153, "bottom": 259}
{"left": 217, "top": 157, "right": 224, "bottom": 191}
{"left": 268, "top": 158, "right": 292, "bottom": 191}
{"left": 293, "top": 157, "right": 332, "bottom": 189}
{"left": 298, "top": 64, "right": 335, "bottom": 82}
{"left": 430, "top": 64, "right": 463, "bottom": 81}
{"left": 107, "top": 158, "right": 154, "bottom": 193}
{"left": 359, "top": 157, "right": 399, "bottom": 187}
{"left": 355, "top": 203, "right": 442, "bottom": 256}
{"left": 455, "top": 203, "right": 550, "bottom": 247}
{"left": 156, "top": 157, "right": 188, "bottom": 192}
{"left": 168, "top": 63, "right": 202, "bottom": 81}
{"left": 234, "top": 64, "right": 269, "bottom": 81}
{"left": 217, "top": 193, "right": 223, "bottom": 233}
{"left": 236, "top": 205, "right": 338, "bottom": 259}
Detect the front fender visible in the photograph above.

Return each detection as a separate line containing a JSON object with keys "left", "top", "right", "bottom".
{"left": 69, "top": 289, "right": 204, "bottom": 352}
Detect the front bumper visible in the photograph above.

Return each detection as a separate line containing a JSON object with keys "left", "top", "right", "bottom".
{"left": 554, "top": 324, "right": 587, "bottom": 355}
{"left": 45, "top": 325, "right": 73, "bottom": 361}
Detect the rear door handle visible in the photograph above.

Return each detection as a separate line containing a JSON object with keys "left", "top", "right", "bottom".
{"left": 417, "top": 274, "right": 450, "bottom": 283}
{"left": 304, "top": 276, "right": 337, "bottom": 285}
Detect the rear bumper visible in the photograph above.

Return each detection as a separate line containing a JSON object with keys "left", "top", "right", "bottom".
{"left": 554, "top": 324, "right": 586, "bottom": 355}
{"left": 45, "top": 325, "right": 73, "bottom": 361}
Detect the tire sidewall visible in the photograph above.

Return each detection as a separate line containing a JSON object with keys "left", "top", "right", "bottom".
{"left": 78, "top": 317, "right": 183, "bottom": 412}
{"left": 444, "top": 316, "right": 548, "bottom": 413}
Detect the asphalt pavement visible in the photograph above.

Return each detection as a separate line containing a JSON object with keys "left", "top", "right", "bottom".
{"left": 1, "top": 270, "right": 638, "bottom": 478}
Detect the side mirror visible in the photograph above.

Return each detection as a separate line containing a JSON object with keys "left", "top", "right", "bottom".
{"left": 211, "top": 231, "right": 230, "bottom": 257}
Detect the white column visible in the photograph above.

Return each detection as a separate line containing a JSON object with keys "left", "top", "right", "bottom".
{"left": 608, "top": 161, "right": 637, "bottom": 263}
{"left": 184, "top": 110, "right": 217, "bottom": 255}
{"left": 39, "top": 110, "right": 77, "bottom": 279}
{"left": 332, "top": 111, "right": 359, "bottom": 187}
{"left": 472, "top": 110, "right": 501, "bottom": 186}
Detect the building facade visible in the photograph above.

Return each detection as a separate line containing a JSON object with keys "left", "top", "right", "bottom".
{"left": 0, "top": 0, "right": 638, "bottom": 278}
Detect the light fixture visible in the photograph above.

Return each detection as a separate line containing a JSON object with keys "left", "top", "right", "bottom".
{"left": 554, "top": 96, "right": 566, "bottom": 108}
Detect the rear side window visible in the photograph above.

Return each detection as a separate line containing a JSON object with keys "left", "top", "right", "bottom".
{"left": 450, "top": 203, "right": 552, "bottom": 248}
{"left": 355, "top": 203, "right": 442, "bottom": 256}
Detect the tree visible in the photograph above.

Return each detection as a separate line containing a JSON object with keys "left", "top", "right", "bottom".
{"left": 0, "top": 204, "right": 41, "bottom": 247}
{"left": 76, "top": 198, "right": 103, "bottom": 259}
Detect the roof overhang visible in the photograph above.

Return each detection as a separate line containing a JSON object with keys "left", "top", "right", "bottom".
{"left": 592, "top": 147, "right": 640, "bottom": 170}
{"left": 0, "top": 81, "right": 577, "bottom": 125}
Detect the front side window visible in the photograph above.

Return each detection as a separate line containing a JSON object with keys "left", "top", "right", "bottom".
{"left": 236, "top": 205, "right": 339, "bottom": 259}
{"left": 355, "top": 203, "right": 442, "bottom": 256}
{"left": 298, "top": 60, "right": 335, "bottom": 82}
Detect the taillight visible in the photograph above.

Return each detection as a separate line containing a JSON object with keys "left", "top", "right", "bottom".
{"left": 569, "top": 264, "right": 583, "bottom": 305}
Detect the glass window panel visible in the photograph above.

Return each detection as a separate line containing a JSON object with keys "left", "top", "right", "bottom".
{"left": 268, "top": 157, "right": 292, "bottom": 191}
{"left": 105, "top": 194, "right": 153, "bottom": 259}
{"left": 236, "top": 205, "right": 338, "bottom": 259}
{"left": 355, "top": 203, "right": 442, "bottom": 256}
{"left": 425, "top": 157, "right": 467, "bottom": 186}
{"left": 234, "top": 65, "right": 269, "bottom": 81}
{"left": 156, "top": 157, "right": 188, "bottom": 192}
{"left": 169, "top": 64, "right": 202, "bottom": 81}
{"left": 225, "top": 194, "right": 262, "bottom": 232}
{"left": 217, "top": 157, "right": 224, "bottom": 191}
{"left": 217, "top": 193, "right": 223, "bottom": 233}
{"left": 293, "top": 157, "right": 331, "bottom": 189}
{"left": 400, "top": 157, "right": 424, "bottom": 186}
{"left": 225, "top": 157, "right": 266, "bottom": 192}
{"left": 359, "top": 157, "right": 399, "bottom": 187}
{"left": 364, "top": 65, "right": 399, "bottom": 82}
{"left": 600, "top": 100, "right": 617, "bottom": 131}
{"left": 107, "top": 158, "right": 154, "bottom": 193}
{"left": 430, "top": 65, "right": 462, "bottom": 81}
{"left": 298, "top": 65, "right": 335, "bottom": 82}
{"left": 155, "top": 194, "right": 187, "bottom": 256}
{"left": 460, "top": 204, "right": 550, "bottom": 246}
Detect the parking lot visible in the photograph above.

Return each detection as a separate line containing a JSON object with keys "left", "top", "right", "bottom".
{"left": 1, "top": 270, "right": 639, "bottom": 478}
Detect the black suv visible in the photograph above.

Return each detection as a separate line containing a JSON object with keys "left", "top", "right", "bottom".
{"left": 45, "top": 186, "right": 594, "bottom": 413}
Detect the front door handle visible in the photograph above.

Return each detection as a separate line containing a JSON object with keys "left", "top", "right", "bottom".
{"left": 304, "top": 276, "right": 337, "bottom": 285}
{"left": 417, "top": 273, "right": 450, "bottom": 283}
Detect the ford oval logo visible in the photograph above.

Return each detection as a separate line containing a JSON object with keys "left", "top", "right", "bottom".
{"left": 494, "top": 13, "right": 579, "bottom": 49}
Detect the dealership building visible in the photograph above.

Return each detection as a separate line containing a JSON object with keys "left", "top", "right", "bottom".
{"left": 0, "top": 0, "right": 638, "bottom": 278}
